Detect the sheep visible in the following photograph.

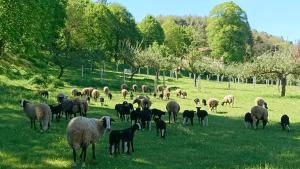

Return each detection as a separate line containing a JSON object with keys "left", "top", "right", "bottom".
{"left": 255, "top": 97, "right": 268, "bottom": 109}
{"left": 109, "top": 130, "right": 122, "bottom": 155}
{"left": 133, "top": 97, "right": 152, "bottom": 109}
{"left": 121, "top": 89, "right": 128, "bottom": 99}
{"left": 66, "top": 116, "right": 113, "bottom": 168}
{"left": 120, "top": 101, "right": 131, "bottom": 121}
{"left": 208, "top": 98, "right": 219, "bottom": 112}
{"left": 181, "top": 91, "right": 187, "bottom": 99}
{"left": 156, "top": 85, "right": 164, "bottom": 93}
{"left": 99, "top": 96, "right": 104, "bottom": 106}
{"left": 244, "top": 112, "right": 253, "bottom": 128}
{"left": 108, "top": 93, "right": 112, "bottom": 100}
{"left": 221, "top": 95, "right": 235, "bottom": 107}
{"left": 163, "top": 90, "right": 170, "bottom": 100}
{"left": 71, "top": 89, "right": 81, "bottom": 97}
{"left": 121, "top": 123, "right": 141, "bottom": 154}
{"left": 81, "top": 87, "right": 94, "bottom": 97}
{"left": 73, "top": 98, "right": 88, "bottom": 117}
{"left": 280, "top": 114, "right": 290, "bottom": 132}
{"left": 91, "top": 89, "right": 100, "bottom": 102}
{"left": 115, "top": 103, "right": 123, "bottom": 118}
{"left": 140, "top": 107, "right": 152, "bottom": 130}
{"left": 151, "top": 108, "right": 166, "bottom": 120}
{"left": 130, "top": 107, "right": 141, "bottom": 125}
{"left": 61, "top": 98, "right": 87, "bottom": 120}
{"left": 194, "top": 98, "right": 200, "bottom": 105}
{"left": 20, "top": 99, "right": 52, "bottom": 132}
{"left": 176, "top": 89, "right": 182, "bottom": 97}
{"left": 38, "top": 90, "right": 49, "bottom": 99}
{"left": 49, "top": 104, "right": 62, "bottom": 122}
{"left": 251, "top": 106, "right": 268, "bottom": 129}
{"left": 154, "top": 117, "right": 166, "bottom": 138}
{"left": 182, "top": 110, "right": 195, "bottom": 126}
{"left": 196, "top": 107, "right": 208, "bottom": 126}
{"left": 121, "top": 84, "right": 128, "bottom": 90}
{"left": 166, "top": 101, "right": 180, "bottom": 123}
{"left": 202, "top": 99, "right": 207, "bottom": 106}
{"left": 103, "top": 86, "right": 109, "bottom": 96}
{"left": 165, "top": 87, "right": 171, "bottom": 92}
{"left": 57, "top": 93, "right": 67, "bottom": 103}
{"left": 141, "top": 85, "right": 148, "bottom": 93}
{"left": 132, "top": 84, "right": 138, "bottom": 92}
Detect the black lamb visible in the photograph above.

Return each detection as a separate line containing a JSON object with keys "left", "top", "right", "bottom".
{"left": 140, "top": 107, "right": 152, "bottom": 130}
{"left": 244, "top": 112, "right": 253, "bottom": 128}
{"left": 151, "top": 108, "right": 166, "bottom": 120}
{"left": 183, "top": 110, "right": 195, "bottom": 126}
{"left": 154, "top": 117, "right": 166, "bottom": 138}
{"left": 49, "top": 104, "right": 62, "bottom": 122}
{"left": 130, "top": 107, "right": 141, "bottom": 125}
{"left": 121, "top": 123, "right": 141, "bottom": 154}
{"left": 108, "top": 93, "right": 112, "bottom": 100}
{"left": 109, "top": 130, "right": 122, "bottom": 155}
{"left": 196, "top": 107, "right": 208, "bottom": 126}
{"left": 202, "top": 99, "right": 207, "bottom": 106}
{"left": 280, "top": 114, "right": 290, "bottom": 132}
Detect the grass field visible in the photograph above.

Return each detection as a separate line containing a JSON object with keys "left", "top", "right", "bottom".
{"left": 1, "top": 67, "right": 300, "bottom": 169}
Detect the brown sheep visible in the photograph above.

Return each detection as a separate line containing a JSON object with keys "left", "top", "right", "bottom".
{"left": 81, "top": 87, "right": 94, "bottom": 97}
{"left": 132, "top": 84, "right": 138, "bottom": 92}
{"left": 175, "top": 89, "right": 182, "bottom": 97}
{"left": 163, "top": 90, "right": 170, "bottom": 100}
{"left": 208, "top": 98, "right": 219, "bottom": 112}
{"left": 103, "top": 86, "right": 109, "bottom": 96}
{"left": 221, "top": 95, "right": 234, "bottom": 107}
{"left": 142, "top": 85, "right": 148, "bottom": 93}
{"left": 121, "top": 89, "right": 128, "bottom": 99}
{"left": 166, "top": 101, "right": 180, "bottom": 123}
{"left": 91, "top": 90, "right": 100, "bottom": 102}
{"left": 156, "top": 85, "right": 164, "bottom": 93}
{"left": 251, "top": 106, "right": 268, "bottom": 129}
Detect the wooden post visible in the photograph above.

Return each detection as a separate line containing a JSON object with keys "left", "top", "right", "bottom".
{"left": 147, "top": 67, "right": 149, "bottom": 75}
{"left": 163, "top": 71, "right": 166, "bottom": 87}
{"left": 81, "top": 65, "right": 84, "bottom": 77}
{"left": 217, "top": 74, "right": 220, "bottom": 82}
{"left": 116, "top": 63, "right": 119, "bottom": 72}
{"left": 253, "top": 76, "right": 256, "bottom": 86}
{"left": 207, "top": 75, "right": 209, "bottom": 81}
{"left": 138, "top": 68, "right": 141, "bottom": 74}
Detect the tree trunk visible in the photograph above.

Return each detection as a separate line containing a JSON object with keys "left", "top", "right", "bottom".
{"left": 156, "top": 70, "right": 160, "bottom": 82}
{"left": 280, "top": 77, "right": 287, "bottom": 97}
{"left": 193, "top": 73, "right": 197, "bottom": 87}
{"left": 163, "top": 71, "right": 166, "bottom": 87}
{"left": 130, "top": 68, "right": 139, "bottom": 80}
{"left": 228, "top": 77, "right": 231, "bottom": 90}
{"left": 57, "top": 65, "right": 64, "bottom": 79}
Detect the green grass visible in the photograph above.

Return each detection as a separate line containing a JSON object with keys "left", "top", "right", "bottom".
{"left": 1, "top": 67, "right": 300, "bottom": 169}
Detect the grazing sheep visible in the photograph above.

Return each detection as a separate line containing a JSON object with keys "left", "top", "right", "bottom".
{"left": 20, "top": 99, "right": 52, "bottom": 132}
{"left": 141, "top": 85, "right": 148, "bottom": 93}
{"left": 163, "top": 90, "right": 170, "bottom": 100}
{"left": 221, "top": 95, "right": 235, "bottom": 107}
{"left": 130, "top": 108, "right": 141, "bottom": 125}
{"left": 182, "top": 110, "right": 195, "bottom": 126}
{"left": 73, "top": 98, "right": 88, "bottom": 117}
{"left": 194, "top": 98, "right": 200, "bottom": 105}
{"left": 49, "top": 104, "right": 62, "bottom": 122}
{"left": 181, "top": 91, "right": 187, "bottom": 99}
{"left": 121, "top": 84, "right": 128, "bottom": 90}
{"left": 108, "top": 93, "right": 112, "bottom": 100}
{"left": 166, "top": 101, "right": 180, "bottom": 123}
{"left": 140, "top": 107, "right": 152, "bottom": 130}
{"left": 38, "top": 90, "right": 49, "bottom": 99}
{"left": 121, "top": 89, "right": 128, "bottom": 99}
{"left": 71, "top": 89, "right": 81, "bottom": 97}
{"left": 91, "top": 89, "right": 100, "bottom": 102}
{"left": 156, "top": 85, "right": 164, "bottom": 93}
{"left": 244, "top": 112, "right": 253, "bottom": 128}
{"left": 81, "top": 87, "right": 94, "bottom": 97}
{"left": 66, "top": 116, "right": 113, "bottom": 168}
{"left": 196, "top": 107, "right": 208, "bottom": 126}
{"left": 133, "top": 97, "right": 152, "bottom": 109}
{"left": 176, "top": 89, "right": 182, "bottom": 97}
{"left": 251, "top": 106, "right": 268, "bottom": 129}
{"left": 121, "top": 123, "right": 141, "bottom": 154}
{"left": 99, "top": 97, "right": 104, "bottom": 106}
{"left": 151, "top": 108, "right": 165, "bottom": 120}
{"left": 103, "top": 86, "right": 109, "bottom": 96}
{"left": 202, "top": 99, "right": 207, "bottom": 106}
{"left": 280, "top": 115, "right": 290, "bottom": 132}
{"left": 154, "top": 117, "right": 166, "bottom": 138}
{"left": 132, "top": 84, "right": 138, "bottom": 92}
{"left": 208, "top": 98, "right": 219, "bottom": 112}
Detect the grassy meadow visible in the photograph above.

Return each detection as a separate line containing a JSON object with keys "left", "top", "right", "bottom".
{"left": 1, "top": 67, "right": 300, "bottom": 169}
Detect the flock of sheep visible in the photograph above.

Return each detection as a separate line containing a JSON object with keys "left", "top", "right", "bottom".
{"left": 19, "top": 84, "right": 291, "bottom": 168}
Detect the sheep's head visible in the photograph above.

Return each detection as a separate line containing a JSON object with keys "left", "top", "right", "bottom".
{"left": 19, "top": 99, "right": 28, "bottom": 108}
{"left": 102, "top": 116, "right": 114, "bottom": 131}
{"left": 132, "top": 123, "right": 141, "bottom": 130}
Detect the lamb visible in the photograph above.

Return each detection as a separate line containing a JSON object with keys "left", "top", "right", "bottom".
{"left": 182, "top": 110, "right": 195, "bottom": 126}
{"left": 38, "top": 90, "right": 49, "bottom": 99}
{"left": 99, "top": 96, "right": 104, "bottom": 106}
{"left": 20, "top": 99, "right": 52, "bottom": 132}
{"left": 121, "top": 89, "right": 128, "bottom": 99}
{"left": 140, "top": 107, "right": 152, "bottom": 130}
{"left": 181, "top": 91, "right": 187, "bottom": 99}
{"left": 166, "top": 101, "right": 180, "bottom": 123}
{"left": 196, "top": 107, "right": 208, "bottom": 126}
{"left": 194, "top": 98, "right": 200, "bottom": 105}
{"left": 115, "top": 103, "right": 123, "bottom": 118}
{"left": 176, "top": 89, "right": 182, "bottom": 97}
{"left": 244, "top": 112, "right": 253, "bottom": 128}
{"left": 109, "top": 130, "right": 122, "bottom": 155}
{"left": 280, "top": 114, "right": 290, "bottom": 132}
{"left": 119, "top": 101, "right": 131, "bottom": 121}
{"left": 151, "top": 108, "right": 166, "bottom": 120}
{"left": 121, "top": 123, "right": 141, "bottom": 154}
{"left": 121, "top": 84, "right": 128, "bottom": 90}
{"left": 154, "top": 117, "right": 166, "bottom": 138}
{"left": 49, "top": 104, "right": 62, "bottom": 122}
{"left": 81, "top": 87, "right": 94, "bottom": 97}
{"left": 91, "top": 89, "right": 100, "bottom": 102}
{"left": 202, "top": 99, "right": 207, "bottom": 106}
{"left": 156, "top": 85, "right": 164, "bottom": 93}
{"left": 103, "top": 86, "right": 109, "bottom": 96}
{"left": 66, "top": 116, "right": 113, "bottom": 168}
{"left": 108, "top": 93, "right": 112, "bottom": 100}
{"left": 208, "top": 98, "right": 219, "bottom": 112}
{"left": 71, "top": 89, "right": 81, "bottom": 97}
{"left": 221, "top": 95, "right": 234, "bottom": 107}
{"left": 132, "top": 84, "right": 138, "bottom": 92}
{"left": 251, "top": 106, "right": 268, "bottom": 129}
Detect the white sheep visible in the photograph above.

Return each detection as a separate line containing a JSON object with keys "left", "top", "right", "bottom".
{"left": 255, "top": 97, "right": 265, "bottom": 107}
{"left": 175, "top": 89, "right": 182, "bottom": 97}
{"left": 156, "top": 85, "right": 164, "bottom": 93}
{"left": 66, "top": 116, "right": 113, "bottom": 168}
{"left": 121, "top": 89, "right": 128, "bottom": 99}
{"left": 121, "top": 84, "right": 128, "bottom": 90}
{"left": 91, "top": 89, "right": 100, "bottom": 102}
{"left": 251, "top": 106, "right": 268, "bottom": 129}
{"left": 208, "top": 98, "right": 219, "bottom": 112}
{"left": 221, "top": 95, "right": 235, "bottom": 107}
{"left": 103, "top": 86, "right": 109, "bottom": 96}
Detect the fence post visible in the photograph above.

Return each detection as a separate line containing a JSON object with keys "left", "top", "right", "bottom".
{"left": 81, "top": 65, "right": 84, "bottom": 77}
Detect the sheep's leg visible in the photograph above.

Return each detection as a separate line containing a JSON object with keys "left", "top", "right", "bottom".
{"left": 72, "top": 148, "right": 77, "bottom": 166}
{"left": 82, "top": 145, "right": 87, "bottom": 168}
{"left": 122, "top": 140, "right": 125, "bottom": 153}
{"left": 173, "top": 112, "right": 176, "bottom": 123}
{"left": 262, "top": 120, "right": 267, "bottom": 129}
{"left": 149, "top": 121, "right": 151, "bottom": 131}
{"left": 168, "top": 112, "right": 171, "bottom": 123}
{"left": 92, "top": 143, "right": 96, "bottom": 160}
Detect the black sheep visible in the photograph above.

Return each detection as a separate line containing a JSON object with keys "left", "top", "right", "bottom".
{"left": 114, "top": 103, "right": 123, "bottom": 118}
{"left": 140, "top": 107, "right": 152, "bottom": 130}
{"left": 194, "top": 98, "right": 200, "bottom": 104}
{"left": 154, "top": 117, "right": 166, "bottom": 138}
{"left": 244, "top": 112, "right": 252, "bottom": 128}
{"left": 121, "top": 123, "right": 141, "bottom": 154}
{"left": 49, "top": 104, "right": 62, "bottom": 122}
{"left": 196, "top": 107, "right": 208, "bottom": 126}
{"left": 130, "top": 108, "right": 141, "bottom": 125}
{"left": 99, "top": 97, "right": 104, "bottom": 106}
{"left": 202, "top": 99, "right": 207, "bottom": 106}
{"left": 108, "top": 93, "right": 112, "bottom": 100}
{"left": 182, "top": 110, "right": 195, "bottom": 126}
{"left": 280, "top": 114, "right": 290, "bottom": 132}
{"left": 109, "top": 130, "right": 122, "bottom": 155}
{"left": 151, "top": 108, "right": 166, "bottom": 120}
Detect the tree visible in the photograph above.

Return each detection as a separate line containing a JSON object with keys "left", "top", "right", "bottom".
{"left": 207, "top": 1, "right": 253, "bottom": 62}
{"left": 251, "top": 47, "right": 300, "bottom": 96}
{"left": 138, "top": 16, "right": 165, "bottom": 48}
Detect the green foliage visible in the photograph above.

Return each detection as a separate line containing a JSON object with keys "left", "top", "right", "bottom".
{"left": 207, "top": 1, "right": 253, "bottom": 63}
{"left": 138, "top": 15, "right": 165, "bottom": 48}
{"left": 30, "top": 74, "right": 64, "bottom": 88}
